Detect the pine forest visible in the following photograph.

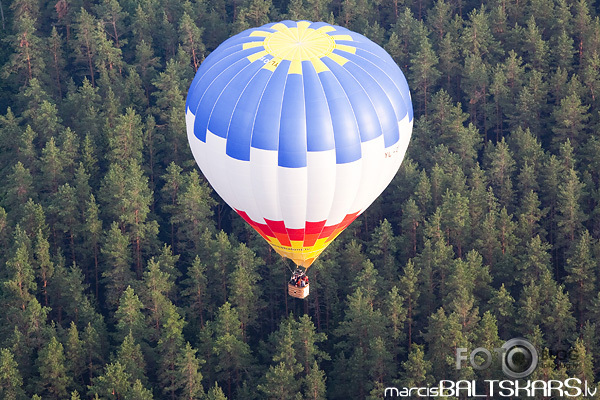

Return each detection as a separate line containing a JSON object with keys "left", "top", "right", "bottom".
{"left": 1, "top": 0, "right": 600, "bottom": 398}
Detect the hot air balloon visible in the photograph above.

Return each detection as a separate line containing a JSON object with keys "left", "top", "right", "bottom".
{"left": 186, "top": 20, "right": 413, "bottom": 298}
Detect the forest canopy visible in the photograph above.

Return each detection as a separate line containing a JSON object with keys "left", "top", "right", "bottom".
{"left": 1, "top": 0, "right": 600, "bottom": 398}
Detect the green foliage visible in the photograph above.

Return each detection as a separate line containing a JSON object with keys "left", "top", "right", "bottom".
{"left": 1, "top": 1, "right": 600, "bottom": 398}
{"left": 36, "top": 336, "right": 72, "bottom": 399}
{"left": 114, "top": 286, "right": 146, "bottom": 344}
{"left": 0, "top": 348, "right": 25, "bottom": 400}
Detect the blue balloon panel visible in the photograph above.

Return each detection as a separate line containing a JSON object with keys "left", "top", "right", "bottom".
{"left": 186, "top": 20, "right": 413, "bottom": 168}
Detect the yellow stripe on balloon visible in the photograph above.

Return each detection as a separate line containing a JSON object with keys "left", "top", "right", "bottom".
{"left": 250, "top": 30, "right": 271, "bottom": 37}
{"left": 311, "top": 58, "right": 329, "bottom": 73}
{"left": 262, "top": 57, "right": 282, "bottom": 71}
{"left": 266, "top": 234, "right": 335, "bottom": 268}
{"left": 297, "top": 20, "right": 311, "bottom": 31}
{"left": 316, "top": 26, "right": 336, "bottom": 34}
{"left": 243, "top": 42, "right": 265, "bottom": 50}
{"left": 289, "top": 60, "right": 302, "bottom": 74}
{"left": 327, "top": 52, "right": 349, "bottom": 66}
{"left": 331, "top": 34, "right": 353, "bottom": 41}
{"left": 335, "top": 44, "right": 357, "bottom": 54}
{"left": 271, "top": 23, "right": 288, "bottom": 31}
{"left": 247, "top": 50, "right": 268, "bottom": 62}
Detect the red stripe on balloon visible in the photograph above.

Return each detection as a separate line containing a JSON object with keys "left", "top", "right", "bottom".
{"left": 287, "top": 228, "right": 304, "bottom": 242}
{"left": 235, "top": 210, "right": 360, "bottom": 247}
{"left": 304, "top": 220, "right": 326, "bottom": 246}
{"left": 236, "top": 210, "right": 275, "bottom": 239}
{"left": 305, "top": 220, "right": 326, "bottom": 234}
{"left": 264, "top": 219, "right": 291, "bottom": 246}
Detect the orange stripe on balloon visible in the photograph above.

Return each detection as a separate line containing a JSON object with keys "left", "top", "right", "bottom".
{"left": 234, "top": 210, "right": 360, "bottom": 267}
{"left": 264, "top": 219, "right": 292, "bottom": 246}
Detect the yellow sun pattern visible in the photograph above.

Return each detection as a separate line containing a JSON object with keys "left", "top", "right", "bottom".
{"left": 242, "top": 21, "right": 357, "bottom": 74}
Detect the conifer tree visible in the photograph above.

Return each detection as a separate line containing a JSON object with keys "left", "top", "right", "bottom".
{"left": 286, "top": 0, "right": 307, "bottom": 20}
{"left": 461, "top": 5, "right": 501, "bottom": 59}
{"left": 141, "top": 258, "right": 173, "bottom": 340}
{"left": 276, "top": 314, "right": 330, "bottom": 378}
{"left": 368, "top": 336, "right": 394, "bottom": 392}
{"left": 369, "top": 219, "right": 398, "bottom": 285}
{"left": 174, "top": 342, "right": 205, "bottom": 400}
{"left": 101, "top": 221, "right": 134, "bottom": 310}
{"left": 4, "top": 227, "right": 36, "bottom": 313}
{"left": 49, "top": 262, "right": 98, "bottom": 328}
{"left": 0, "top": 348, "right": 25, "bottom": 400}
{"left": 410, "top": 34, "right": 440, "bottom": 115}
{"left": 485, "top": 138, "right": 516, "bottom": 210}
{"left": 424, "top": 308, "right": 472, "bottom": 380}
{"left": 19, "top": 199, "right": 48, "bottom": 241}
{"left": 544, "top": 284, "right": 576, "bottom": 350}
{"left": 556, "top": 167, "right": 586, "bottom": 248}
{"left": 384, "top": 286, "right": 406, "bottom": 361}
{"left": 565, "top": 230, "right": 596, "bottom": 326}
{"left": 437, "top": 32, "right": 461, "bottom": 95}
{"left": 332, "top": 287, "right": 387, "bottom": 398}
{"left": 462, "top": 53, "right": 489, "bottom": 129}
{"left": 135, "top": 40, "right": 160, "bottom": 103}
{"left": 80, "top": 301, "right": 106, "bottom": 382}
{"left": 64, "top": 79, "right": 102, "bottom": 139}
{"left": 569, "top": 338, "right": 595, "bottom": 384}
{"left": 474, "top": 311, "right": 502, "bottom": 380}
{"left": 50, "top": 184, "right": 78, "bottom": 262}
{"left": 84, "top": 194, "right": 102, "bottom": 297}
{"left": 107, "top": 108, "right": 144, "bottom": 166}
{"left": 152, "top": 58, "right": 189, "bottom": 163}
{"left": 351, "top": 259, "right": 380, "bottom": 306}
{"left": 444, "top": 257, "right": 480, "bottom": 334}
{"left": 228, "top": 243, "right": 262, "bottom": 340}
{"left": 516, "top": 190, "right": 547, "bottom": 245}
{"left": 172, "top": 170, "right": 216, "bottom": 254}
{"left": 181, "top": 256, "right": 208, "bottom": 330}
{"left": 65, "top": 322, "right": 85, "bottom": 392}
{"left": 114, "top": 286, "right": 147, "bottom": 344}
{"left": 3, "top": 162, "right": 35, "bottom": 221}
{"left": 72, "top": 8, "right": 99, "bottom": 86}
{"left": 258, "top": 322, "right": 303, "bottom": 399}
{"left": 517, "top": 235, "right": 552, "bottom": 285}
{"left": 115, "top": 332, "right": 147, "bottom": 387}
{"left": 94, "top": 0, "right": 127, "bottom": 49}
{"left": 212, "top": 302, "right": 252, "bottom": 398}
{"left": 209, "top": 231, "right": 234, "bottom": 305}
{"left": 401, "top": 198, "right": 422, "bottom": 259}
{"left": 206, "top": 383, "right": 228, "bottom": 400}
{"left": 3, "top": 11, "right": 46, "bottom": 86}
{"left": 36, "top": 336, "right": 72, "bottom": 399}
{"left": 303, "top": 361, "right": 326, "bottom": 400}
{"left": 161, "top": 162, "right": 184, "bottom": 249}
{"left": 47, "top": 27, "right": 66, "bottom": 98}
{"left": 552, "top": 92, "right": 590, "bottom": 149}
{"left": 401, "top": 344, "right": 432, "bottom": 388}
{"left": 488, "top": 283, "right": 514, "bottom": 337}
{"left": 32, "top": 228, "right": 53, "bottom": 307}
{"left": 178, "top": 12, "right": 205, "bottom": 71}
{"left": 399, "top": 260, "right": 420, "bottom": 348}
{"left": 89, "top": 361, "right": 152, "bottom": 399}
{"left": 524, "top": 16, "right": 549, "bottom": 71}
{"left": 0, "top": 108, "right": 23, "bottom": 172}
{"left": 0, "top": 207, "right": 7, "bottom": 262}
{"left": 440, "top": 189, "right": 470, "bottom": 257}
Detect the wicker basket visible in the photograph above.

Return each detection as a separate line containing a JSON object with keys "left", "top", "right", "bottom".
{"left": 288, "top": 283, "right": 309, "bottom": 299}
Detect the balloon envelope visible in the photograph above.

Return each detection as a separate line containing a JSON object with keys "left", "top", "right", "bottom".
{"left": 186, "top": 20, "right": 413, "bottom": 268}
